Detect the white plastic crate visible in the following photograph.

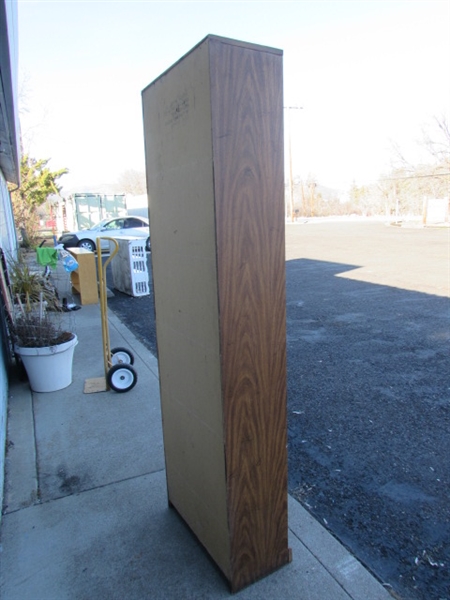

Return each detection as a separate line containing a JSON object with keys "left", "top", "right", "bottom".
{"left": 110, "top": 237, "right": 150, "bottom": 297}
{"left": 130, "top": 272, "right": 150, "bottom": 297}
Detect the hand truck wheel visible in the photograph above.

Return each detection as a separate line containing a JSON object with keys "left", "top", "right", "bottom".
{"left": 107, "top": 364, "right": 138, "bottom": 393}
{"left": 110, "top": 347, "right": 135, "bottom": 365}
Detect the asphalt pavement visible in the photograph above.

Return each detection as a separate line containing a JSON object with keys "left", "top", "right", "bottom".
{"left": 106, "top": 219, "right": 450, "bottom": 600}
{"left": 1, "top": 289, "right": 392, "bottom": 600}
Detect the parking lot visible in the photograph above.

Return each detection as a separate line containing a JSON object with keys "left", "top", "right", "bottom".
{"left": 107, "top": 219, "right": 450, "bottom": 600}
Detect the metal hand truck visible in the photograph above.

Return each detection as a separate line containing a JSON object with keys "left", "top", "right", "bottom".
{"left": 85, "top": 237, "right": 138, "bottom": 393}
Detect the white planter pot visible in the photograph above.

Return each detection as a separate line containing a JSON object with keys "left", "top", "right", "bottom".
{"left": 15, "top": 334, "right": 78, "bottom": 393}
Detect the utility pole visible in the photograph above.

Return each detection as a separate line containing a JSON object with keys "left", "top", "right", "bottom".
{"left": 284, "top": 106, "right": 303, "bottom": 222}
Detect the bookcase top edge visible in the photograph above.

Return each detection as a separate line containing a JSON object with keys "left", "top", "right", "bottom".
{"left": 205, "top": 34, "right": 283, "bottom": 56}
{"left": 141, "top": 34, "right": 283, "bottom": 95}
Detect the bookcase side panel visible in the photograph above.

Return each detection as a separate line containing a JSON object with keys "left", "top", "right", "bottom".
{"left": 209, "top": 37, "right": 290, "bottom": 591}
{"left": 142, "top": 40, "right": 230, "bottom": 576}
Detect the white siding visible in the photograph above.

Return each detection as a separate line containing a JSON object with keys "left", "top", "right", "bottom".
{"left": 0, "top": 0, "right": 20, "bottom": 518}
{"left": 0, "top": 171, "right": 18, "bottom": 515}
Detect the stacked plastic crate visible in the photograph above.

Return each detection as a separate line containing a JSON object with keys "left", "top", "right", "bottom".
{"left": 110, "top": 237, "right": 150, "bottom": 297}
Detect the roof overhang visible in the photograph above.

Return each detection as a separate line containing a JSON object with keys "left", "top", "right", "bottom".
{"left": 0, "top": 0, "right": 20, "bottom": 185}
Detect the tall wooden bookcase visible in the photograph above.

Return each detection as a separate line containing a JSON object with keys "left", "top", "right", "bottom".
{"left": 142, "top": 35, "right": 290, "bottom": 592}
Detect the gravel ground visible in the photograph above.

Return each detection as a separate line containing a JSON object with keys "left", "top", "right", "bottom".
{"left": 106, "top": 220, "right": 450, "bottom": 600}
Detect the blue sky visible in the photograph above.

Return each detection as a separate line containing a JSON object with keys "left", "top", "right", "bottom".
{"left": 17, "top": 0, "right": 450, "bottom": 194}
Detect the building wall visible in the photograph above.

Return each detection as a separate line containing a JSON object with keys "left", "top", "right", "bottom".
{"left": 0, "top": 176, "right": 18, "bottom": 258}
{"left": 0, "top": 172, "right": 17, "bottom": 515}
{"left": 0, "top": 338, "right": 6, "bottom": 520}
{"left": 0, "top": 0, "right": 20, "bottom": 522}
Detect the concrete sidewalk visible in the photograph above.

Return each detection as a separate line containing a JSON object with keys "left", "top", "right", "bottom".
{"left": 0, "top": 303, "right": 393, "bottom": 599}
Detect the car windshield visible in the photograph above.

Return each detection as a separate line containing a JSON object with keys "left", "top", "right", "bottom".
{"left": 89, "top": 219, "right": 110, "bottom": 231}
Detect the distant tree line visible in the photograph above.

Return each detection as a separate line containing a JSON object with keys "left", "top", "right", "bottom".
{"left": 287, "top": 115, "right": 449, "bottom": 219}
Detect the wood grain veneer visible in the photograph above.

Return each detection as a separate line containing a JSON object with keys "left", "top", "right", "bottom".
{"left": 142, "top": 35, "right": 290, "bottom": 592}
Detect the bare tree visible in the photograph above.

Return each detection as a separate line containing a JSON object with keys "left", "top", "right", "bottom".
{"left": 115, "top": 169, "right": 146, "bottom": 195}
{"left": 421, "top": 115, "right": 450, "bottom": 164}
{"left": 382, "top": 115, "right": 450, "bottom": 216}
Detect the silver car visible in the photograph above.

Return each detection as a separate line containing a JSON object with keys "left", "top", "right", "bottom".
{"left": 58, "top": 216, "right": 151, "bottom": 252}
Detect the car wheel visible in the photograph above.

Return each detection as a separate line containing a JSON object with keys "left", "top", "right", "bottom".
{"left": 145, "top": 237, "right": 151, "bottom": 252}
{"left": 77, "top": 239, "right": 95, "bottom": 252}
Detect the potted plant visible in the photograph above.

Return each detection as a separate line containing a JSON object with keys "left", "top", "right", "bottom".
{"left": 8, "top": 253, "right": 62, "bottom": 311}
{"left": 8, "top": 254, "right": 77, "bottom": 393}
{"left": 12, "top": 299, "right": 78, "bottom": 392}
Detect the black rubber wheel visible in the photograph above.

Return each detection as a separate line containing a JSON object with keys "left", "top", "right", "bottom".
{"left": 145, "top": 237, "right": 151, "bottom": 252}
{"left": 110, "top": 347, "right": 134, "bottom": 365}
{"left": 77, "top": 239, "right": 95, "bottom": 252}
{"left": 107, "top": 364, "right": 137, "bottom": 393}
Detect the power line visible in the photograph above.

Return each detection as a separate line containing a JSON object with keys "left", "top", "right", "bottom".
{"left": 379, "top": 172, "right": 450, "bottom": 182}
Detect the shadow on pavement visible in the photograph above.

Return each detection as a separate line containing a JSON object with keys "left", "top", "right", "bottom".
{"left": 106, "top": 253, "right": 449, "bottom": 600}
{"left": 286, "top": 258, "right": 449, "bottom": 600}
